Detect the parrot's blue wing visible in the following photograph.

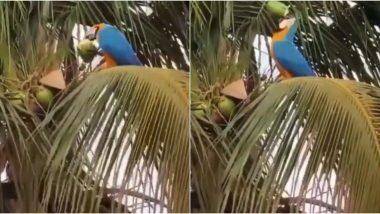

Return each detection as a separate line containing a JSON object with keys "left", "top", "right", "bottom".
{"left": 285, "top": 24, "right": 297, "bottom": 41}
{"left": 98, "top": 25, "right": 142, "bottom": 66}
{"left": 273, "top": 41, "right": 315, "bottom": 77}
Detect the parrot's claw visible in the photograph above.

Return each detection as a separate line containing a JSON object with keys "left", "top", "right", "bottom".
{"left": 93, "top": 58, "right": 107, "bottom": 71}
{"left": 91, "top": 41, "right": 103, "bottom": 55}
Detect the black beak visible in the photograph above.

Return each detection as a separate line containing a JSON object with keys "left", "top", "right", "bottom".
{"left": 85, "top": 27, "right": 97, "bottom": 40}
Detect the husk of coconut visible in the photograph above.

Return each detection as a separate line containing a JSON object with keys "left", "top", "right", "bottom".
{"left": 265, "top": 1, "right": 290, "bottom": 17}
{"left": 217, "top": 96, "right": 236, "bottom": 119}
{"left": 77, "top": 39, "right": 98, "bottom": 62}
{"left": 35, "top": 86, "right": 53, "bottom": 109}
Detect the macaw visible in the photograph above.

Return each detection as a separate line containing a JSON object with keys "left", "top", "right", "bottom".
{"left": 85, "top": 23, "right": 142, "bottom": 68}
{"left": 271, "top": 18, "right": 315, "bottom": 79}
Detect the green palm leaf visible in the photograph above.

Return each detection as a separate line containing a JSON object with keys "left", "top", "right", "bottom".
{"left": 38, "top": 66, "right": 188, "bottom": 213}
{"left": 221, "top": 78, "right": 380, "bottom": 212}
{"left": 0, "top": 95, "right": 49, "bottom": 212}
{"left": 191, "top": 115, "right": 236, "bottom": 212}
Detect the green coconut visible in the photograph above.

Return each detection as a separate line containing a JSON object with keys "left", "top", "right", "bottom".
{"left": 193, "top": 109, "right": 206, "bottom": 118}
{"left": 10, "top": 91, "right": 26, "bottom": 106}
{"left": 265, "top": 1, "right": 290, "bottom": 17}
{"left": 36, "top": 86, "right": 53, "bottom": 108}
{"left": 192, "top": 102, "right": 210, "bottom": 119}
{"left": 217, "top": 96, "right": 236, "bottom": 119}
{"left": 77, "top": 39, "right": 98, "bottom": 62}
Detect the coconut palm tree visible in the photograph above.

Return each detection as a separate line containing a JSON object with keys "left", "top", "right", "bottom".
{"left": 191, "top": 1, "right": 380, "bottom": 212}
{"left": 0, "top": 1, "right": 189, "bottom": 212}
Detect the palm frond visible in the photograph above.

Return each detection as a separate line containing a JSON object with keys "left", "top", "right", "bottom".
{"left": 190, "top": 114, "right": 233, "bottom": 212}
{"left": 221, "top": 78, "right": 380, "bottom": 212}
{"left": 38, "top": 66, "right": 189, "bottom": 213}
{"left": 291, "top": 1, "right": 380, "bottom": 85}
{"left": 191, "top": 1, "right": 257, "bottom": 88}
{"left": 0, "top": 95, "right": 50, "bottom": 212}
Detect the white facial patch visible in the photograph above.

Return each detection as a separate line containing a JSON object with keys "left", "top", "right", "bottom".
{"left": 279, "top": 18, "right": 296, "bottom": 29}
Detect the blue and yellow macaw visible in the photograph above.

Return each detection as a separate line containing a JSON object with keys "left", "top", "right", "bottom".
{"left": 271, "top": 18, "right": 315, "bottom": 79}
{"left": 85, "top": 23, "right": 142, "bottom": 68}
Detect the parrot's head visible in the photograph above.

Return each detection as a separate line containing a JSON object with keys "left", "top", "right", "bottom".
{"left": 85, "top": 23, "right": 106, "bottom": 40}
{"left": 272, "top": 17, "right": 296, "bottom": 40}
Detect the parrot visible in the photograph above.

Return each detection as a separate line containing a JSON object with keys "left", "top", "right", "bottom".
{"left": 85, "top": 23, "right": 142, "bottom": 68}
{"left": 271, "top": 18, "right": 316, "bottom": 79}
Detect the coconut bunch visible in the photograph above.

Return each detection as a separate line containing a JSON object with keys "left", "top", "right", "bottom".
{"left": 192, "top": 95, "right": 237, "bottom": 125}
{"left": 8, "top": 38, "right": 101, "bottom": 118}
{"left": 6, "top": 67, "right": 67, "bottom": 119}
{"left": 7, "top": 85, "right": 54, "bottom": 117}
{"left": 192, "top": 79, "right": 248, "bottom": 124}
{"left": 7, "top": 86, "right": 53, "bottom": 110}
{"left": 193, "top": 99, "right": 236, "bottom": 123}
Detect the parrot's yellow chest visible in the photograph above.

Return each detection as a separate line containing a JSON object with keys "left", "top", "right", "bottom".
{"left": 103, "top": 53, "right": 117, "bottom": 68}
{"left": 272, "top": 28, "right": 288, "bottom": 41}
{"left": 271, "top": 27, "right": 293, "bottom": 79}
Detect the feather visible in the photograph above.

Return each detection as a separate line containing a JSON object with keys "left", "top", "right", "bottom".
{"left": 273, "top": 41, "right": 315, "bottom": 77}
{"left": 98, "top": 24, "right": 142, "bottom": 66}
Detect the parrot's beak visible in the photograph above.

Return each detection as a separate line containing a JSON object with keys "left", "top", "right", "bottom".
{"left": 279, "top": 17, "right": 296, "bottom": 29}
{"left": 85, "top": 27, "right": 97, "bottom": 40}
